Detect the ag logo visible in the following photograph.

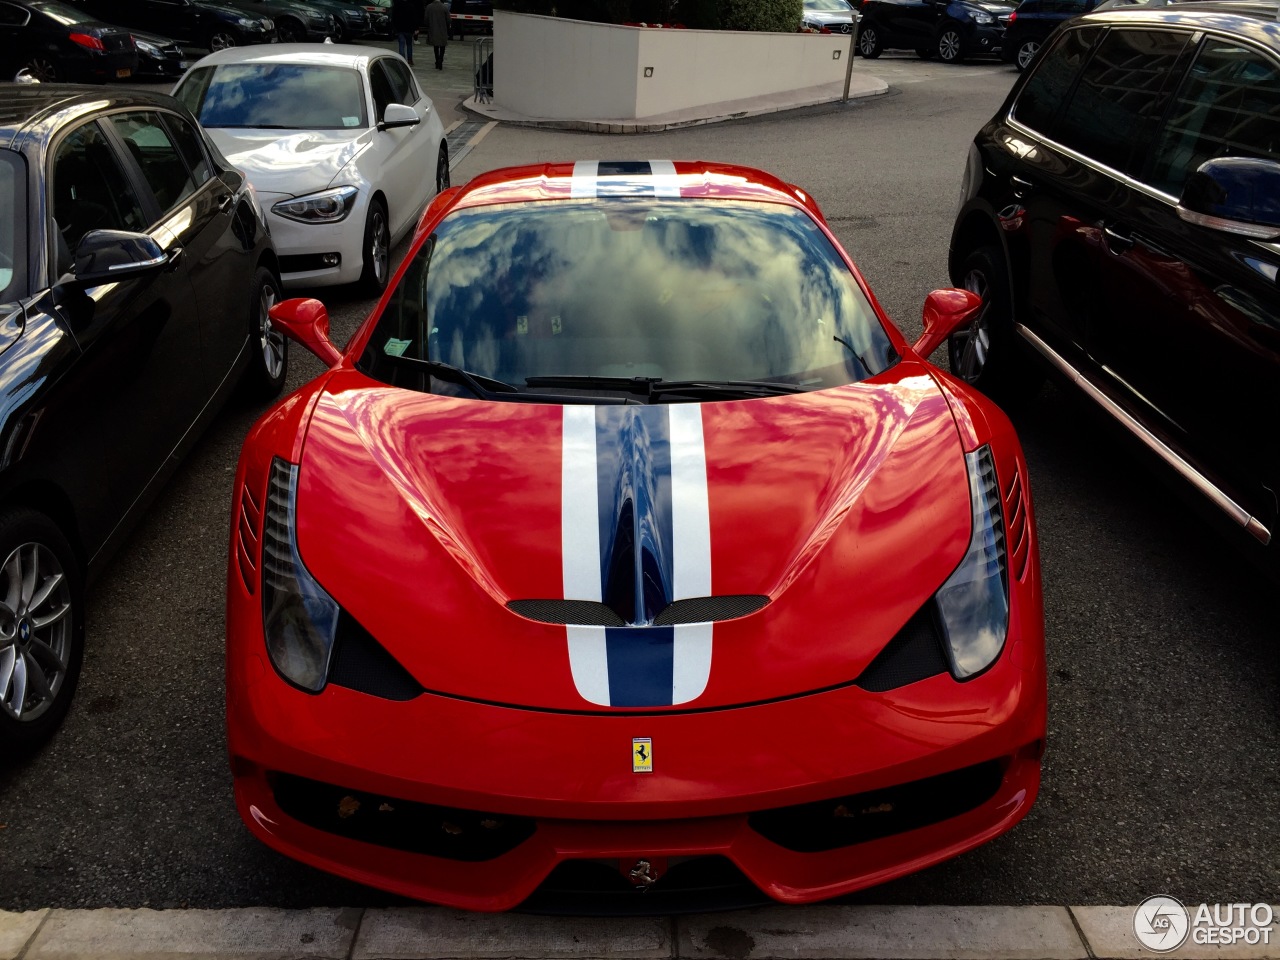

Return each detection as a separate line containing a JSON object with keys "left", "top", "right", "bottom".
{"left": 1134, "top": 896, "right": 1190, "bottom": 952}
{"left": 632, "top": 737, "right": 652, "bottom": 773}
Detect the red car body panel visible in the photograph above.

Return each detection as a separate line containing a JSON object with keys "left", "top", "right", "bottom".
{"left": 227, "top": 160, "right": 1048, "bottom": 909}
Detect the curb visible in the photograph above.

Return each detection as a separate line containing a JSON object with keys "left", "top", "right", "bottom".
{"left": 4, "top": 905, "right": 1279, "bottom": 960}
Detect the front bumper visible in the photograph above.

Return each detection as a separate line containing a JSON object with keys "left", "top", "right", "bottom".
{"left": 227, "top": 602, "right": 1046, "bottom": 909}
{"left": 258, "top": 190, "right": 368, "bottom": 288}
{"left": 964, "top": 23, "right": 1006, "bottom": 55}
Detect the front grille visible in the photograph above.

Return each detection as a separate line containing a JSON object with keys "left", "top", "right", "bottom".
{"left": 507, "top": 595, "right": 768, "bottom": 627}
{"left": 235, "top": 479, "right": 262, "bottom": 594}
{"left": 328, "top": 611, "right": 424, "bottom": 701}
{"left": 748, "top": 760, "right": 1004, "bottom": 853}
{"left": 854, "top": 602, "right": 949, "bottom": 692}
{"left": 273, "top": 773, "right": 535, "bottom": 861}
{"left": 519, "top": 857, "right": 769, "bottom": 915}
{"left": 1003, "top": 463, "right": 1029, "bottom": 581}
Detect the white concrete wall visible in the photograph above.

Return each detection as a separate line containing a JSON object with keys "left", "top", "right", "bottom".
{"left": 495, "top": 12, "right": 851, "bottom": 121}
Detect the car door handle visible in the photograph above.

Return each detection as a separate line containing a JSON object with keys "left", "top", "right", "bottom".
{"left": 216, "top": 193, "right": 235, "bottom": 213}
{"left": 1010, "top": 175, "right": 1034, "bottom": 198}
{"left": 1102, "top": 223, "right": 1135, "bottom": 254}
{"left": 165, "top": 246, "right": 184, "bottom": 270}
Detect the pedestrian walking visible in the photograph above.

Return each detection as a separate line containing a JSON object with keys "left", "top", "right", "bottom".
{"left": 424, "top": 0, "right": 450, "bottom": 69}
{"left": 391, "top": 0, "right": 424, "bottom": 64}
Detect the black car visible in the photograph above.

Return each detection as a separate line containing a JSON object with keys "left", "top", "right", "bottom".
{"left": 66, "top": 0, "right": 277, "bottom": 51}
{"left": 0, "top": 0, "right": 137, "bottom": 83}
{"left": 1000, "top": 0, "right": 1098, "bottom": 70}
{"left": 129, "top": 28, "right": 191, "bottom": 78}
{"left": 216, "top": 0, "right": 334, "bottom": 41}
{"left": 950, "top": 0, "right": 1280, "bottom": 572}
{"left": 856, "top": 0, "right": 1014, "bottom": 61}
{"left": 0, "top": 86, "right": 288, "bottom": 752}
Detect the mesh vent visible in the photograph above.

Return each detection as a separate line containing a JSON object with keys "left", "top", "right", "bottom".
{"left": 652, "top": 595, "right": 768, "bottom": 625}
{"left": 975, "top": 445, "right": 1008, "bottom": 585}
{"left": 262, "top": 461, "right": 293, "bottom": 597}
{"left": 235, "top": 480, "right": 261, "bottom": 594}
{"left": 329, "top": 612, "right": 424, "bottom": 701}
{"left": 508, "top": 600, "right": 626, "bottom": 626}
{"left": 1004, "top": 463, "right": 1029, "bottom": 581}
{"left": 854, "top": 602, "right": 949, "bottom": 692}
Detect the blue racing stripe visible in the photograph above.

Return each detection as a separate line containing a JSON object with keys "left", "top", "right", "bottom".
{"left": 606, "top": 626, "right": 675, "bottom": 707}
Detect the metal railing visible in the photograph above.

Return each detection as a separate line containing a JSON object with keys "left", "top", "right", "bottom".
{"left": 473, "top": 35, "right": 493, "bottom": 103}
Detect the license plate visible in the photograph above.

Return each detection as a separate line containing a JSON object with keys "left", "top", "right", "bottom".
{"left": 116, "top": 68, "right": 131, "bottom": 78}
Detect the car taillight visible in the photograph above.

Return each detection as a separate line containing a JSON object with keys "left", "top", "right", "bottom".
{"left": 69, "top": 32, "right": 105, "bottom": 51}
{"left": 1008, "top": 10, "right": 1017, "bottom": 20}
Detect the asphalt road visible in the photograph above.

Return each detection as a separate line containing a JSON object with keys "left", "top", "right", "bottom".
{"left": 0, "top": 53, "right": 1276, "bottom": 912}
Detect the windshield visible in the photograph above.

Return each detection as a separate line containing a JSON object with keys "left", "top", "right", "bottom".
{"left": 804, "top": 0, "right": 854, "bottom": 11}
{"left": 176, "top": 64, "right": 368, "bottom": 130}
{"left": 0, "top": 151, "right": 26, "bottom": 307}
{"left": 28, "top": 0, "right": 96, "bottom": 24}
{"left": 358, "top": 198, "right": 897, "bottom": 401}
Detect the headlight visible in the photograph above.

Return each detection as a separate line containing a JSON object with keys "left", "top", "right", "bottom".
{"left": 346, "top": 8, "right": 362, "bottom": 14}
{"left": 935, "top": 445, "right": 1009, "bottom": 679}
{"left": 236, "top": 16, "right": 255, "bottom": 27}
{"left": 262, "top": 459, "right": 339, "bottom": 692}
{"left": 974, "top": 11, "right": 994, "bottom": 22}
{"left": 271, "top": 185, "right": 358, "bottom": 224}
{"left": 135, "top": 40, "right": 160, "bottom": 55}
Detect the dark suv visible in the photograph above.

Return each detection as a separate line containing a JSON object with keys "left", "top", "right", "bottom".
{"left": 1000, "top": 0, "right": 1099, "bottom": 70}
{"left": 950, "top": 0, "right": 1280, "bottom": 571}
{"left": 857, "top": 0, "right": 1015, "bottom": 62}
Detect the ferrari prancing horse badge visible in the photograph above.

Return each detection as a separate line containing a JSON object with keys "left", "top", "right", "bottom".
{"left": 633, "top": 738, "right": 653, "bottom": 773}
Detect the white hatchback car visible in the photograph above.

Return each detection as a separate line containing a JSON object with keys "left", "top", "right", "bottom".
{"left": 174, "top": 45, "right": 449, "bottom": 294}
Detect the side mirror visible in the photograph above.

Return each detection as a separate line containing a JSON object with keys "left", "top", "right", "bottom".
{"left": 70, "top": 230, "right": 168, "bottom": 285}
{"left": 269, "top": 297, "right": 343, "bottom": 367}
{"left": 1178, "top": 157, "right": 1280, "bottom": 240}
{"left": 378, "top": 103, "right": 421, "bottom": 131}
{"left": 912, "top": 288, "right": 983, "bottom": 359}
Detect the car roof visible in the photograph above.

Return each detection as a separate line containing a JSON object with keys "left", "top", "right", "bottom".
{"left": 445, "top": 161, "right": 815, "bottom": 213}
{"left": 1079, "top": 0, "right": 1280, "bottom": 40}
{"left": 0, "top": 85, "right": 187, "bottom": 151}
{"left": 190, "top": 43, "right": 395, "bottom": 71}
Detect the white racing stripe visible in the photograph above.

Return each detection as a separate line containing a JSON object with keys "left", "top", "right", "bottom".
{"left": 648, "top": 160, "right": 681, "bottom": 197}
{"left": 570, "top": 161, "right": 599, "bottom": 198}
{"left": 668, "top": 404, "right": 713, "bottom": 704}
{"left": 566, "top": 625, "right": 611, "bottom": 706}
{"left": 562, "top": 406, "right": 611, "bottom": 705}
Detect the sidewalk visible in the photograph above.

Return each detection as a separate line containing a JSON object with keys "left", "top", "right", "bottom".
{"left": 4, "top": 904, "right": 1278, "bottom": 960}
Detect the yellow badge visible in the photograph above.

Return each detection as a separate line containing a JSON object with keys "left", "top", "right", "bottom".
{"left": 632, "top": 737, "right": 653, "bottom": 773}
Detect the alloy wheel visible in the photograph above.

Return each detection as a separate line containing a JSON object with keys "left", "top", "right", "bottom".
{"left": 858, "top": 28, "right": 878, "bottom": 55}
{"left": 23, "top": 58, "right": 57, "bottom": 82}
{"left": 953, "top": 267, "right": 992, "bottom": 381}
{"left": 370, "top": 208, "right": 389, "bottom": 285}
{"left": 1016, "top": 39, "right": 1040, "bottom": 70}
{"left": 257, "top": 283, "right": 285, "bottom": 381}
{"left": 209, "top": 31, "right": 237, "bottom": 50}
{"left": 436, "top": 144, "right": 451, "bottom": 194}
{"left": 0, "top": 542, "right": 73, "bottom": 724}
{"left": 938, "top": 29, "right": 962, "bottom": 61}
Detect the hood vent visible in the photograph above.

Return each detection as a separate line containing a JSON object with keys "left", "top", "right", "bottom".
{"left": 235, "top": 479, "right": 262, "bottom": 594}
{"left": 508, "top": 595, "right": 767, "bottom": 627}
{"left": 1003, "top": 463, "right": 1029, "bottom": 581}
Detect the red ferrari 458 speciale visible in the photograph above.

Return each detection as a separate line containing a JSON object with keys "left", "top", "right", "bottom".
{"left": 226, "top": 160, "right": 1046, "bottom": 910}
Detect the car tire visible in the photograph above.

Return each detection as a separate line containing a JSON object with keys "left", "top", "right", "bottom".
{"left": 947, "top": 245, "right": 1043, "bottom": 406}
{"left": 0, "top": 510, "right": 85, "bottom": 758}
{"left": 1014, "top": 37, "right": 1040, "bottom": 71}
{"left": 207, "top": 28, "right": 239, "bottom": 51}
{"left": 20, "top": 56, "right": 58, "bottom": 82}
{"left": 332, "top": 18, "right": 349, "bottom": 42}
{"left": 240, "top": 266, "right": 289, "bottom": 401}
{"left": 359, "top": 198, "right": 391, "bottom": 297}
{"left": 936, "top": 24, "right": 965, "bottom": 62}
{"left": 857, "top": 24, "right": 883, "bottom": 58}
{"left": 436, "top": 141, "right": 450, "bottom": 195}
{"left": 277, "top": 18, "right": 305, "bottom": 42}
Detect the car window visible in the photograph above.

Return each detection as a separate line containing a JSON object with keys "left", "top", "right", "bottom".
{"left": 382, "top": 58, "right": 418, "bottom": 104}
{"left": 160, "top": 113, "right": 213, "bottom": 188}
{"left": 358, "top": 199, "right": 898, "bottom": 396}
{"left": 369, "top": 61, "right": 397, "bottom": 120}
{"left": 108, "top": 112, "right": 198, "bottom": 213}
{"left": 0, "top": 150, "right": 26, "bottom": 304}
{"left": 1148, "top": 40, "right": 1280, "bottom": 195}
{"left": 179, "top": 64, "right": 368, "bottom": 130}
{"left": 50, "top": 121, "right": 146, "bottom": 270}
{"left": 0, "top": 3, "right": 29, "bottom": 25}
{"left": 1012, "top": 26, "right": 1101, "bottom": 133}
{"left": 1053, "top": 29, "right": 1191, "bottom": 174}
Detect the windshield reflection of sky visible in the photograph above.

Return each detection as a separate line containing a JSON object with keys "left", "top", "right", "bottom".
{"left": 191, "top": 65, "right": 367, "bottom": 130}
{"left": 368, "top": 200, "right": 894, "bottom": 390}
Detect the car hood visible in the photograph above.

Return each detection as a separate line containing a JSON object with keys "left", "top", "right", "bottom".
{"left": 965, "top": 1, "right": 1017, "bottom": 11}
{"left": 203, "top": 128, "right": 369, "bottom": 197}
{"left": 294, "top": 361, "right": 972, "bottom": 712}
{"left": 806, "top": 9, "right": 855, "bottom": 22}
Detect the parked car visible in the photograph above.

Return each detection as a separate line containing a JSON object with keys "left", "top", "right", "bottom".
{"left": 803, "top": 0, "right": 857, "bottom": 32}
{"left": 64, "top": 0, "right": 276, "bottom": 51}
{"left": 220, "top": 0, "right": 340, "bottom": 40}
{"left": 0, "top": 0, "right": 137, "bottom": 83}
{"left": 292, "top": 0, "right": 372, "bottom": 40}
{"left": 129, "top": 28, "right": 193, "bottom": 79}
{"left": 950, "top": 0, "right": 1280, "bottom": 573}
{"left": 856, "top": 0, "right": 1015, "bottom": 62}
{"left": 0, "top": 86, "right": 287, "bottom": 753}
{"left": 359, "top": 0, "right": 390, "bottom": 37}
{"left": 174, "top": 45, "right": 450, "bottom": 293}
{"left": 1000, "top": 0, "right": 1098, "bottom": 70}
{"left": 226, "top": 159, "right": 1047, "bottom": 909}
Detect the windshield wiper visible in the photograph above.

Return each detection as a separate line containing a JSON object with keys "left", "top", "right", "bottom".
{"left": 383, "top": 356, "right": 636, "bottom": 404}
{"left": 524, "top": 375, "right": 808, "bottom": 400}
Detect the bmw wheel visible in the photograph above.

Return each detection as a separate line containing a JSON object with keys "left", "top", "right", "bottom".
{"left": 359, "top": 198, "right": 391, "bottom": 296}
{"left": 241, "top": 266, "right": 289, "bottom": 400}
{"left": 0, "top": 510, "right": 84, "bottom": 757}
{"left": 436, "top": 142, "right": 451, "bottom": 195}
{"left": 947, "top": 245, "right": 1043, "bottom": 406}
{"left": 936, "top": 25, "right": 965, "bottom": 63}
{"left": 1014, "top": 38, "right": 1040, "bottom": 71}
{"left": 858, "top": 24, "right": 883, "bottom": 57}
{"left": 207, "top": 28, "right": 239, "bottom": 50}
